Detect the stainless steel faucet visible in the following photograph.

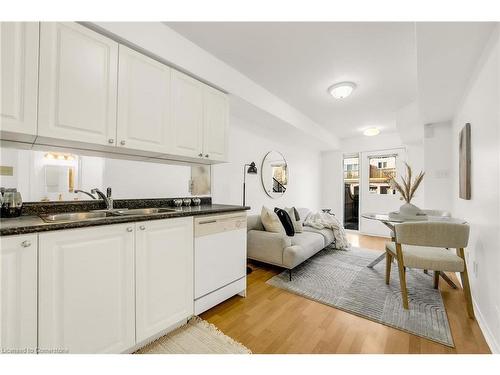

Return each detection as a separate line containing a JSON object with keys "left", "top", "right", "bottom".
{"left": 74, "top": 189, "right": 96, "bottom": 200}
{"left": 91, "top": 187, "right": 113, "bottom": 210}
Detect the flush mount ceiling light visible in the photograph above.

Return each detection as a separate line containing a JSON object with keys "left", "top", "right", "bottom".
{"left": 328, "top": 82, "right": 356, "bottom": 99}
{"left": 363, "top": 127, "right": 380, "bottom": 137}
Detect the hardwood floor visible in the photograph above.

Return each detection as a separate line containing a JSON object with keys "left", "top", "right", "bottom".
{"left": 201, "top": 232, "right": 491, "bottom": 354}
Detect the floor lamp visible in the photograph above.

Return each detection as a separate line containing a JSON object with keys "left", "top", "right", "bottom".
{"left": 242, "top": 162, "right": 257, "bottom": 206}
{"left": 243, "top": 162, "right": 257, "bottom": 274}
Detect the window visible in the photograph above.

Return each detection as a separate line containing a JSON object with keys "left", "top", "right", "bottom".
{"left": 368, "top": 155, "right": 397, "bottom": 195}
{"left": 344, "top": 157, "right": 359, "bottom": 180}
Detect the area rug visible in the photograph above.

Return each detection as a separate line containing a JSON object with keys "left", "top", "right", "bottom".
{"left": 266, "top": 246, "right": 454, "bottom": 347}
{"left": 135, "top": 316, "right": 252, "bottom": 354}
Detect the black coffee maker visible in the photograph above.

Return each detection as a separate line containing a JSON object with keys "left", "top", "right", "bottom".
{"left": 1, "top": 188, "right": 23, "bottom": 218}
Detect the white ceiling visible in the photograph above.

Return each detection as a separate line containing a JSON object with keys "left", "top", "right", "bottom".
{"left": 166, "top": 22, "right": 418, "bottom": 139}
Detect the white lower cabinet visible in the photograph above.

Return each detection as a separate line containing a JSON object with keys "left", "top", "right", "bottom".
{"left": 135, "top": 217, "right": 193, "bottom": 343}
{"left": 0, "top": 234, "right": 38, "bottom": 353}
{"left": 36, "top": 217, "right": 194, "bottom": 353}
{"left": 38, "top": 224, "right": 135, "bottom": 354}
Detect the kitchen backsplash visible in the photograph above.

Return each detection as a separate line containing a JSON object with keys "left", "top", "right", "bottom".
{"left": 0, "top": 147, "right": 211, "bottom": 202}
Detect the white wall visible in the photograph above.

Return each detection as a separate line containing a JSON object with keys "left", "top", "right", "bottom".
{"left": 0, "top": 148, "right": 30, "bottom": 199}
{"left": 423, "top": 122, "right": 453, "bottom": 212}
{"left": 320, "top": 132, "right": 425, "bottom": 235}
{"left": 321, "top": 150, "right": 344, "bottom": 223}
{"left": 212, "top": 115, "right": 322, "bottom": 214}
{"left": 451, "top": 27, "right": 500, "bottom": 353}
{"left": 101, "top": 158, "right": 192, "bottom": 199}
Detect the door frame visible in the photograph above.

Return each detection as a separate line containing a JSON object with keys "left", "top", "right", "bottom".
{"left": 340, "top": 146, "right": 408, "bottom": 237}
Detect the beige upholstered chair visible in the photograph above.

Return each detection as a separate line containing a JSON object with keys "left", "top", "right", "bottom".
{"left": 385, "top": 222, "right": 474, "bottom": 319}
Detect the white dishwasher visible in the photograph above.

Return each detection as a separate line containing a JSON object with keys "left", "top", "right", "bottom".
{"left": 194, "top": 212, "right": 247, "bottom": 315}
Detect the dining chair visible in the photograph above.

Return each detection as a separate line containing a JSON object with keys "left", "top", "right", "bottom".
{"left": 385, "top": 221, "right": 474, "bottom": 319}
{"left": 422, "top": 209, "right": 451, "bottom": 217}
{"left": 421, "top": 210, "right": 451, "bottom": 275}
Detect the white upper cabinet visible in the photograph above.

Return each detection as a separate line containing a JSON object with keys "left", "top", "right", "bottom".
{"left": 0, "top": 234, "right": 38, "bottom": 353}
{"left": 0, "top": 22, "right": 39, "bottom": 140}
{"left": 135, "top": 217, "right": 193, "bottom": 343}
{"left": 38, "top": 224, "right": 135, "bottom": 354}
{"left": 170, "top": 70, "right": 204, "bottom": 158}
{"left": 38, "top": 22, "right": 118, "bottom": 146}
{"left": 203, "top": 85, "right": 229, "bottom": 162}
{"left": 117, "top": 45, "right": 172, "bottom": 153}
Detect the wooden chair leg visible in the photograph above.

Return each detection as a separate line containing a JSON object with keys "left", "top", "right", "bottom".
{"left": 395, "top": 243, "right": 409, "bottom": 309}
{"left": 433, "top": 271, "right": 440, "bottom": 289}
{"left": 385, "top": 251, "right": 392, "bottom": 285}
{"left": 458, "top": 248, "right": 475, "bottom": 319}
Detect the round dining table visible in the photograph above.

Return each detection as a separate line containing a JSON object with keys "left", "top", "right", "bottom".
{"left": 361, "top": 212, "right": 467, "bottom": 289}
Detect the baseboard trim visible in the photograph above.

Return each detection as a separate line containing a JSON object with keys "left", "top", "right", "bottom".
{"left": 358, "top": 230, "right": 391, "bottom": 239}
{"left": 472, "top": 298, "right": 500, "bottom": 354}
{"left": 454, "top": 272, "right": 499, "bottom": 353}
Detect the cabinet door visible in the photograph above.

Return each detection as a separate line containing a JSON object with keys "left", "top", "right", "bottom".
{"left": 135, "top": 217, "right": 193, "bottom": 342}
{"left": 38, "top": 224, "right": 135, "bottom": 354}
{"left": 117, "top": 45, "right": 171, "bottom": 154}
{"left": 0, "top": 234, "right": 37, "bottom": 353}
{"left": 38, "top": 22, "right": 118, "bottom": 146}
{"left": 203, "top": 86, "right": 228, "bottom": 162}
{"left": 0, "top": 22, "right": 39, "bottom": 140}
{"left": 171, "top": 70, "right": 203, "bottom": 158}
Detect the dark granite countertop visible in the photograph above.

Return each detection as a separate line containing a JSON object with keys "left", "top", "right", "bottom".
{"left": 0, "top": 204, "right": 250, "bottom": 236}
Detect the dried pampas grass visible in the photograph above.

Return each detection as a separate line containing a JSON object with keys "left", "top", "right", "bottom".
{"left": 388, "top": 162, "right": 424, "bottom": 203}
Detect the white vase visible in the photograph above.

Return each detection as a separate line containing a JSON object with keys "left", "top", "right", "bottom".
{"left": 399, "top": 202, "right": 423, "bottom": 217}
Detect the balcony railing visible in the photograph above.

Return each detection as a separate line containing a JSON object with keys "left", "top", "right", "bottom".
{"left": 344, "top": 171, "right": 359, "bottom": 179}
{"left": 344, "top": 168, "right": 396, "bottom": 181}
{"left": 369, "top": 168, "right": 396, "bottom": 179}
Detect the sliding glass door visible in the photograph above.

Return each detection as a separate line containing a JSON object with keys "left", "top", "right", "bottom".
{"left": 343, "top": 154, "right": 359, "bottom": 230}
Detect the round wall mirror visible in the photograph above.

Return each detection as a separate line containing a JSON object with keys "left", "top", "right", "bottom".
{"left": 261, "top": 151, "right": 288, "bottom": 198}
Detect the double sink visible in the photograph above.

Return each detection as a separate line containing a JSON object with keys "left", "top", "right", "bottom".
{"left": 40, "top": 207, "right": 177, "bottom": 223}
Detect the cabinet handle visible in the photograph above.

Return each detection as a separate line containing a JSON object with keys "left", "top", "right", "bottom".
{"left": 21, "top": 240, "right": 31, "bottom": 247}
{"left": 198, "top": 220, "right": 217, "bottom": 225}
{"left": 205, "top": 154, "right": 209, "bottom": 158}
{"left": 198, "top": 153, "right": 203, "bottom": 157}
{"left": 126, "top": 227, "right": 133, "bottom": 232}
{"left": 139, "top": 225, "right": 146, "bottom": 230}
{"left": 108, "top": 138, "right": 114, "bottom": 144}
{"left": 120, "top": 140, "right": 126, "bottom": 146}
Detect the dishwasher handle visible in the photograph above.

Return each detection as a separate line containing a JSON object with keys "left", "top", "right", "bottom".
{"left": 198, "top": 219, "right": 217, "bottom": 225}
{"left": 194, "top": 214, "right": 247, "bottom": 237}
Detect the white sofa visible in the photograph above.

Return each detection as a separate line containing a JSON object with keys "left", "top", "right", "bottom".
{"left": 247, "top": 208, "right": 335, "bottom": 278}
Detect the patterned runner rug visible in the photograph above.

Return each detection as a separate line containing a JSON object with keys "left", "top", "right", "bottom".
{"left": 267, "top": 246, "right": 454, "bottom": 347}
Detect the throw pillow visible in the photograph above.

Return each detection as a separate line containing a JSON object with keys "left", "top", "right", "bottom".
{"left": 274, "top": 207, "right": 295, "bottom": 237}
{"left": 261, "top": 206, "right": 284, "bottom": 233}
{"left": 285, "top": 206, "right": 303, "bottom": 233}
